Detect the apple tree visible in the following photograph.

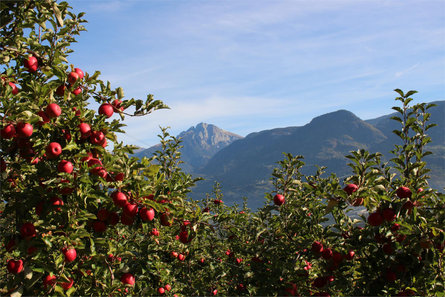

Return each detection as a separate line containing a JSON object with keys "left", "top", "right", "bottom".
{"left": 167, "top": 90, "right": 444, "bottom": 296}
{"left": 1, "top": 1, "right": 444, "bottom": 296}
{"left": 0, "top": 1, "right": 202, "bottom": 296}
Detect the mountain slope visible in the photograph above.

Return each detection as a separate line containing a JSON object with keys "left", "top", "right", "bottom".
{"left": 195, "top": 110, "right": 388, "bottom": 207}
{"left": 193, "top": 102, "right": 444, "bottom": 208}
{"left": 134, "top": 123, "right": 242, "bottom": 172}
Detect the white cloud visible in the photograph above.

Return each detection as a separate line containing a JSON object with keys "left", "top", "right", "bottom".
{"left": 395, "top": 63, "right": 420, "bottom": 78}
{"left": 116, "top": 95, "right": 288, "bottom": 147}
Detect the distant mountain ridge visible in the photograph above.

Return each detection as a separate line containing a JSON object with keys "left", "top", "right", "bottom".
{"left": 194, "top": 101, "right": 444, "bottom": 208}
{"left": 133, "top": 123, "right": 242, "bottom": 172}
{"left": 133, "top": 101, "right": 444, "bottom": 209}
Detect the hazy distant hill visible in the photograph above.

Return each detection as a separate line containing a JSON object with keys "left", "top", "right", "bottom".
{"left": 191, "top": 101, "right": 444, "bottom": 208}
{"left": 132, "top": 101, "right": 444, "bottom": 209}
{"left": 133, "top": 123, "right": 242, "bottom": 172}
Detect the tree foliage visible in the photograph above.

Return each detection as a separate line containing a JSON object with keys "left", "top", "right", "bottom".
{"left": 1, "top": 1, "right": 444, "bottom": 296}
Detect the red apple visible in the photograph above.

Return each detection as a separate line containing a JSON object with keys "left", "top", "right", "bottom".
{"left": 352, "top": 197, "right": 364, "bottom": 206}
{"left": 74, "top": 68, "right": 84, "bottom": 79}
{"left": 43, "top": 274, "right": 57, "bottom": 288}
{"left": 68, "top": 71, "right": 79, "bottom": 84}
{"left": 59, "top": 179, "right": 74, "bottom": 195}
{"left": 396, "top": 186, "right": 412, "bottom": 199}
{"left": 332, "top": 251, "right": 343, "bottom": 264}
{"left": 121, "top": 213, "right": 135, "bottom": 226}
{"left": 8, "top": 82, "right": 19, "bottom": 95}
{"left": 50, "top": 196, "right": 64, "bottom": 211}
{"left": 37, "top": 110, "right": 50, "bottom": 126}
{"left": 368, "top": 212, "right": 384, "bottom": 226}
{"left": 112, "top": 191, "right": 128, "bottom": 207}
{"left": 97, "top": 208, "right": 110, "bottom": 221}
{"left": 98, "top": 103, "right": 114, "bottom": 118}
{"left": 79, "top": 123, "right": 91, "bottom": 138}
{"left": 382, "top": 243, "right": 394, "bottom": 255}
{"left": 6, "top": 239, "right": 16, "bottom": 252}
{"left": 139, "top": 207, "right": 155, "bottom": 222}
{"left": 107, "top": 211, "right": 119, "bottom": 226}
{"left": 20, "top": 222, "right": 36, "bottom": 239}
{"left": 158, "top": 287, "right": 165, "bottom": 295}
{"left": 160, "top": 212, "right": 172, "bottom": 226}
{"left": 62, "top": 248, "right": 77, "bottom": 262}
{"left": 273, "top": 194, "right": 285, "bottom": 206}
{"left": 80, "top": 152, "right": 93, "bottom": 163}
{"left": 343, "top": 183, "right": 358, "bottom": 195}
{"left": 345, "top": 250, "right": 355, "bottom": 260}
{"left": 56, "top": 84, "right": 66, "bottom": 96}
{"left": 123, "top": 202, "right": 138, "bottom": 217}
{"left": 165, "top": 284, "right": 171, "bottom": 291}
{"left": 62, "top": 129, "right": 71, "bottom": 141}
{"left": 60, "top": 278, "right": 74, "bottom": 290}
{"left": 24, "top": 56, "right": 38, "bottom": 72}
{"left": 322, "top": 247, "right": 333, "bottom": 259}
{"left": 311, "top": 241, "right": 324, "bottom": 254}
{"left": 120, "top": 273, "right": 135, "bottom": 286}
{"left": 112, "top": 99, "right": 124, "bottom": 112}
{"left": 72, "top": 87, "right": 82, "bottom": 95}
{"left": 178, "top": 254, "right": 185, "bottom": 261}
{"left": 382, "top": 208, "right": 396, "bottom": 222}
{"left": 58, "top": 160, "right": 73, "bottom": 174}
{"left": 16, "top": 122, "right": 33, "bottom": 138}
{"left": 73, "top": 107, "right": 81, "bottom": 116}
{"left": 151, "top": 228, "right": 160, "bottom": 236}
{"left": 46, "top": 103, "right": 62, "bottom": 118}
{"left": 312, "top": 276, "right": 331, "bottom": 288}
{"left": 391, "top": 223, "right": 401, "bottom": 232}
{"left": 402, "top": 200, "right": 415, "bottom": 213}
{"left": 92, "top": 221, "right": 107, "bottom": 233}
{"left": 179, "top": 230, "right": 190, "bottom": 244}
{"left": 7, "top": 259, "right": 24, "bottom": 274}
{"left": 46, "top": 142, "right": 62, "bottom": 159}
{"left": 90, "top": 130, "right": 105, "bottom": 145}
{"left": 114, "top": 172, "right": 125, "bottom": 181}
{"left": 1, "top": 124, "right": 15, "bottom": 139}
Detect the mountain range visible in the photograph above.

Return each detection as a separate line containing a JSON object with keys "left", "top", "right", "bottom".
{"left": 134, "top": 101, "right": 445, "bottom": 208}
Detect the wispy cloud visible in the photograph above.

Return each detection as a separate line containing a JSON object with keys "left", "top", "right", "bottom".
{"left": 117, "top": 95, "right": 289, "bottom": 146}
{"left": 395, "top": 63, "right": 420, "bottom": 78}
{"left": 69, "top": 0, "right": 445, "bottom": 147}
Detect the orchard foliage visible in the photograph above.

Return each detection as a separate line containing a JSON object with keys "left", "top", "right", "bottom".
{"left": 1, "top": 1, "right": 444, "bottom": 296}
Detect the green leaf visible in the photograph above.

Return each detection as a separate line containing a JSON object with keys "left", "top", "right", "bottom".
{"left": 66, "top": 286, "right": 76, "bottom": 297}
{"left": 54, "top": 285, "right": 65, "bottom": 295}
{"left": 89, "top": 237, "right": 96, "bottom": 255}
{"left": 63, "top": 142, "right": 78, "bottom": 151}
{"left": 390, "top": 116, "right": 402, "bottom": 123}
{"left": 52, "top": 2, "right": 64, "bottom": 27}
{"left": 405, "top": 90, "right": 418, "bottom": 97}
{"left": 391, "top": 106, "right": 403, "bottom": 114}
{"left": 117, "top": 87, "right": 124, "bottom": 99}
{"left": 394, "top": 89, "right": 404, "bottom": 97}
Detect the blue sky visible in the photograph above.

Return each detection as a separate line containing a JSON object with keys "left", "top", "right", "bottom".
{"left": 68, "top": 0, "right": 445, "bottom": 148}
